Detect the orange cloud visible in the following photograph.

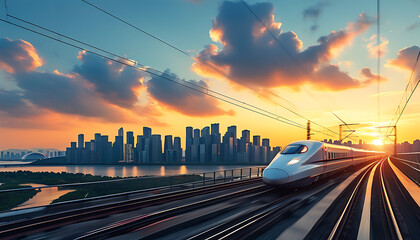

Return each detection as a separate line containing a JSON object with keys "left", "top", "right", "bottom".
{"left": 366, "top": 34, "right": 388, "bottom": 58}
{"left": 0, "top": 38, "right": 43, "bottom": 73}
{"left": 388, "top": 46, "right": 420, "bottom": 71}
{"left": 192, "top": 1, "right": 375, "bottom": 92}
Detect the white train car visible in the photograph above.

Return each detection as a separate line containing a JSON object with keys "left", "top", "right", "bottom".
{"left": 263, "top": 140, "right": 384, "bottom": 187}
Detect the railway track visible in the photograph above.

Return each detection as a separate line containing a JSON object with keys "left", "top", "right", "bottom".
{"left": 0, "top": 177, "right": 263, "bottom": 240}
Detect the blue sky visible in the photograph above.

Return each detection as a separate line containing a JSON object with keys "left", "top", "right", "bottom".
{"left": 1, "top": 0, "right": 420, "bottom": 149}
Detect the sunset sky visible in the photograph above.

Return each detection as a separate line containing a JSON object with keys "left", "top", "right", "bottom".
{"left": 1, "top": 0, "right": 420, "bottom": 150}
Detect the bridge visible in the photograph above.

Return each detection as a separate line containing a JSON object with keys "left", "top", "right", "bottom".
{"left": 0, "top": 154, "right": 419, "bottom": 239}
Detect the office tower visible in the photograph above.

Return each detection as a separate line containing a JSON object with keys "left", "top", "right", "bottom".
{"left": 127, "top": 131, "right": 134, "bottom": 146}
{"left": 201, "top": 126, "right": 212, "bottom": 163}
{"left": 186, "top": 127, "right": 193, "bottom": 163}
{"left": 227, "top": 126, "right": 237, "bottom": 162}
{"left": 118, "top": 127, "right": 123, "bottom": 137}
{"left": 211, "top": 123, "right": 219, "bottom": 135}
{"left": 125, "top": 144, "right": 134, "bottom": 163}
{"left": 192, "top": 129, "right": 200, "bottom": 162}
{"left": 136, "top": 135, "right": 144, "bottom": 163}
{"left": 114, "top": 135, "right": 124, "bottom": 163}
{"left": 101, "top": 135, "right": 112, "bottom": 164}
{"left": 242, "top": 130, "right": 250, "bottom": 143}
{"left": 262, "top": 138, "right": 271, "bottom": 163}
{"left": 78, "top": 134, "right": 84, "bottom": 149}
{"left": 174, "top": 137, "right": 182, "bottom": 162}
{"left": 201, "top": 126, "right": 210, "bottom": 137}
{"left": 1, "top": 151, "right": 3, "bottom": 159}
{"left": 151, "top": 134, "right": 162, "bottom": 163}
{"left": 84, "top": 141, "right": 92, "bottom": 164}
{"left": 143, "top": 127, "right": 152, "bottom": 138}
{"left": 164, "top": 135, "right": 173, "bottom": 162}
{"left": 253, "top": 135, "right": 261, "bottom": 146}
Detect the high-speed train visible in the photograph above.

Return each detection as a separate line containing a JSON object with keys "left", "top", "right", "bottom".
{"left": 263, "top": 140, "right": 385, "bottom": 187}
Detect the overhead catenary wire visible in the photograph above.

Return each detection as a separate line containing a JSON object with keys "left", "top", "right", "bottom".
{"left": 386, "top": 50, "right": 420, "bottom": 138}
{"left": 6, "top": 14, "right": 307, "bottom": 130}
{"left": 1, "top": 18, "right": 339, "bottom": 135}
{"left": 80, "top": 0, "right": 341, "bottom": 138}
{"left": 240, "top": 0, "right": 347, "bottom": 138}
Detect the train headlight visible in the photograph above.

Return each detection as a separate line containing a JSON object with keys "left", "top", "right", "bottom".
{"left": 287, "top": 158, "right": 300, "bottom": 165}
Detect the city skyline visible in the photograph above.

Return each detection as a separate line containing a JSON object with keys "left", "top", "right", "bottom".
{"left": 1, "top": 0, "right": 420, "bottom": 150}
{"left": 65, "top": 123, "right": 281, "bottom": 164}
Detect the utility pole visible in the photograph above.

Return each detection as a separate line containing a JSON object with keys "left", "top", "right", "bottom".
{"left": 394, "top": 126, "right": 397, "bottom": 156}
{"left": 307, "top": 120, "right": 311, "bottom": 140}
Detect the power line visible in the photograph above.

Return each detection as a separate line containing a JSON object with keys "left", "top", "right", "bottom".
{"left": 1, "top": 18, "right": 329, "bottom": 134}
{"left": 386, "top": 49, "right": 420, "bottom": 138}
{"left": 377, "top": 0, "right": 381, "bottom": 124}
{"left": 240, "top": 0, "right": 344, "bottom": 137}
{"left": 81, "top": 0, "right": 191, "bottom": 57}
{"left": 7, "top": 14, "right": 308, "bottom": 129}
{"left": 79, "top": 0, "right": 340, "bottom": 137}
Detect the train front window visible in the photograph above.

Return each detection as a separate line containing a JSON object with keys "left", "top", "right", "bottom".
{"left": 281, "top": 144, "right": 308, "bottom": 154}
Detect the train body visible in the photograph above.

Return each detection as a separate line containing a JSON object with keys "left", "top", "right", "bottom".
{"left": 263, "top": 140, "right": 385, "bottom": 187}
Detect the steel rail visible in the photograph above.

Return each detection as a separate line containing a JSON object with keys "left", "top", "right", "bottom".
{"left": 380, "top": 160, "right": 403, "bottom": 240}
{"left": 76, "top": 185, "right": 271, "bottom": 239}
{"left": 327, "top": 159, "right": 382, "bottom": 240}
{"left": 0, "top": 178, "right": 262, "bottom": 240}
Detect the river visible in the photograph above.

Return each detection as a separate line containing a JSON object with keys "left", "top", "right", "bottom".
{"left": 0, "top": 164, "right": 265, "bottom": 177}
{"left": 12, "top": 183, "right": 74, "bottom": 210}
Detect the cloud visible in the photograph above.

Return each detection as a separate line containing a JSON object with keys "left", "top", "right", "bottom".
{"left": 0, "top": 38, "right": 164, "bottom": 125}
{"left": 0, "top": 89, "right": 39, "bottom": 117}
{"left": 146, "top": 69, "right": 234, "bottom": 116}
{"left": 366, "top": 34, "right": 388, "bottom": 58}
{"left": 406, "top": 22, "right": 420, "bottom": 31}
{"left": 359, "top": 67, "right": 387, "bottom": 84}
{"left": 303, "top": 0, "right": 330, "bottom": 32}
{"left": 388, "top": 46, "right": 420, "bottom": 71}
{"left": 0, "top": 38, "right": 43, "bottom": 73}
{"left": 192, "top": 1, "right": 375, "bottom": 91}
{"left": 14, "top": 71, "right": 130, "bottom": 121}
{"left": 74, "top": 51, "right": 144, "bottom": 109}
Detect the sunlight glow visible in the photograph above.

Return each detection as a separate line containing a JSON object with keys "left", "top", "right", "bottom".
{"left": 372, "top": 139, "right": 384, "bottom": 145}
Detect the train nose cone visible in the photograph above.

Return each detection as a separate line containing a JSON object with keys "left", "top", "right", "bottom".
{"left": 263, "top": 168, "right": 289, "bottom": 185}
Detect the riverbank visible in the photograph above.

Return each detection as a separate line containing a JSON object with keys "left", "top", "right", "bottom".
{"left": 0, "top": 171, "right": 203, "bottom": 211}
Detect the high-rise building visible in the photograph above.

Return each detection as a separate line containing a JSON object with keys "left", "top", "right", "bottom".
{"left": 186, "top": 127, "right": 193, "bottom": 163}
{"left": 143, "top": 127, "right": 152, "bottom": 138}
{"left": 127, "top": 131, "right": 134, "bottom": 146}
{"left": 211, "top": 123, "right": 219, "bottom": 135}
{"left": 151, "top": 134, "right": 162, "bottom": 163}
{"left": 78, "top": 134, "right": 84, "bottom": 149}
{"left": 174, "top": 137, "right": 182, "bottom": 162}
{"left": 227, "top": 126, "right": 237, "bottom": 162}
{"left": 118, "top": 127, "right": 123, "bottom": 137}
{"left": 164, "top": 135, "right": 173, "bottom": 162}
{"left": 253, "top": 135, "right": 261, "bottom": 146}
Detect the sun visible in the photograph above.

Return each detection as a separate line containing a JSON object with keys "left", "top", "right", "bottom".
{"left": 372, "top": 139, "right": 384, "bottom": 145}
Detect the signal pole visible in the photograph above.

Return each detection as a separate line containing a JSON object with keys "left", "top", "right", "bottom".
{"left": 394, "top": 126, "right": 397, "bottom": 156}
{"left": 307, "top": 120, "right": 311, "bottom": 140}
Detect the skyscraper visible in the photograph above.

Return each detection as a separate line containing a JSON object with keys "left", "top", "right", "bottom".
{"left": 143, "top": 127, "right": 152, "bottom": 138}
{"left": 164, "top": 135, "right": 173, "bottom": 162}
{"left": 151, "top": 134, "right": 162, "bottom": 163}
{"left": 78, "top": 134, "right": 84, "bottom": 149}
{"left": 127, "top": 131, "right": 134, "bottom": 146}
{"left": 253, "top": 135, "right": 261, "bottom": 146}
{"left": 211, "top": 123, "right": 219, "bottom": 135}
{"left": 185, "top": 127, "right": 193, "bottom": 163}
{"left": 118, "top": 127, "right": 124, "bottom": 137}
{"left": 174, "top": 137, "right": 182, "bottom": 162}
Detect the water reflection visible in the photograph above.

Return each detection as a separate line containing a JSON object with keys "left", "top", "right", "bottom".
{"left": 13, "top": 183, "right": 74, "bottom": 210}
{"left": 179, "top": 165, "right": 187, "bottom": 175}
{"left": 0, "top": 165, "right": 264, "bottom": 177}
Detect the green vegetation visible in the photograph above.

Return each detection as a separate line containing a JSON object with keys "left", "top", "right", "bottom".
{"left": 52, "top": 175, "right": 203, "bottom": 203}
{"left": 0, "top": 171, "right": 203, "bottom": 210}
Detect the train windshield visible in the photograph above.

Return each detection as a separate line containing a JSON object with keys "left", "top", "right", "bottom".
{"left": 281, "top": 144, "right": 308, "bottom": 154}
